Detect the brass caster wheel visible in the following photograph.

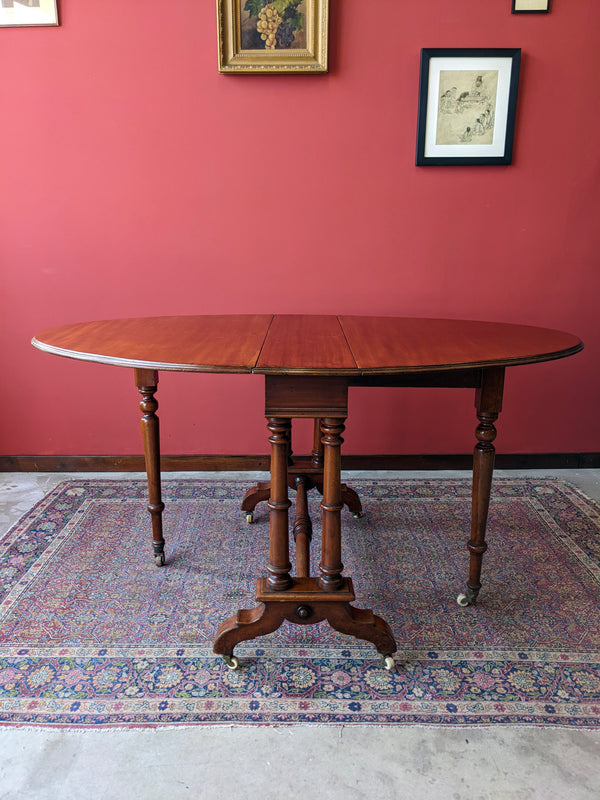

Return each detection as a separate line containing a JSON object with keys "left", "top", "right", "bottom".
{"left": 381, "top": 654, "right": 395, "bottom": 671}
{"left": 246, "top": 512, "right": 254, "bottom": 524}
{"left": 457, "top": 590, "right": 477, "bottom": 607}
{"left": 154, "top": 552, "right": 165, "bottom": 567}
{"left": 223, "top": 655, "right": 240, "bottom": 670}
{"left": 351, "top": 512, "right": 363, "bottom": 519}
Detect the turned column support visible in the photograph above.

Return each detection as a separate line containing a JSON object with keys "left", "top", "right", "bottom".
{"left": 293, "top": 476, "right": 313, "bottom": 578}
{"left": 266, "top": 417, "right": 293, "bottom": 591}
{"left": 319, "top": 417, "right": 346, "bottom": 591}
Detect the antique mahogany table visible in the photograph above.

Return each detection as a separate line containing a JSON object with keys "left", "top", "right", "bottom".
{"left": 32, "top": 315, "right": 583, "bottom": 670}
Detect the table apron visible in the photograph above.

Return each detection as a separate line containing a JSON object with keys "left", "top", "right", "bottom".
{"left": 264, "top": 369, "right": 489, "bottom": 417}
{"left": 349, "top": 367, "right": 484, "bottom": 389}
{"left": 265, "top": 375, "right": 349, "bottom": 418}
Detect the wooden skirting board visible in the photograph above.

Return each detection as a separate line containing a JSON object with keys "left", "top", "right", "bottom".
{"left": 1, "top": 453, "right": 599, "bottom": 472}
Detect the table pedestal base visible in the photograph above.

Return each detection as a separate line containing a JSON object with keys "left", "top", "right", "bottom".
{"left": 215, "top": 396, "right": 397, "bottom": 669}
{"left": 213, "top": 578, "right": 396, "bottom": 668}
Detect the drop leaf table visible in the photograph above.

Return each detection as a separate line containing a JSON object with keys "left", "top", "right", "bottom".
{"left": 33, "top": 315, "right": 583, "bottom": 670}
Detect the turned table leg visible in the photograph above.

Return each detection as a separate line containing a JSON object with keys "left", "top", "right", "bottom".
{"left": 458, "top": 367, "right": 505, "bottom": 606}
{"left": 134, "top": 368, "right": 165, "bottom": 567}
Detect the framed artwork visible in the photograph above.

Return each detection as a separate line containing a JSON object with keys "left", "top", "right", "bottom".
{"left": 217, "top": 0, "right": 329, "bottom": 74}
{"left": 512, "top": 0, "right": 550, "bottom": 12}
{"left": 0, "top": 0, "right": 58, "bottom": 26}
{"left": 416, "top": 48, "right": 521, "bottom": 166}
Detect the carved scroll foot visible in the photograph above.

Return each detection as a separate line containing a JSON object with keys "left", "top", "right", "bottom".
{"left": 213, "top": 601, "right": 286, "bottom": 660}
{"left": 213, "top": 578, "right": 397, "bottom": 664}
{"left": 241, "top": 482, "right": 271, "bottom": 517}
{"left": 341, "top": 485, "right": 363, "bottom": 518}
{"left": 324, "top": 603, "right": 397, "bottom": 657}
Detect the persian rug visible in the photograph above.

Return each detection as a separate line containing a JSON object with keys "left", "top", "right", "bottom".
{"left": 1, "top": 477, "right": 599, "bottom": 728}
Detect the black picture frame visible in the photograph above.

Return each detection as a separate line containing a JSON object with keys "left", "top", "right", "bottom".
{"left": 512, "top": 0, "right": 550, "bottom": 13}
{"left": 416, "top": 48, "right": 521, "bottom": 166}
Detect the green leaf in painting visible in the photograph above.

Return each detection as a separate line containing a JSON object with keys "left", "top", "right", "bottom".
{"left": 244, "top": 0, "right": 264, "bottom": 18}
{"left": 283, "top": 7, "right": 303, "bottom": 30}
{"left": 272, "top": 0, "right": 291, "bottom": 15}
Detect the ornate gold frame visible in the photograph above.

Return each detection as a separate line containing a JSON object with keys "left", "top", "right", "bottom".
{"left": 217, "top": 0, "right": 329, "bottom": 74}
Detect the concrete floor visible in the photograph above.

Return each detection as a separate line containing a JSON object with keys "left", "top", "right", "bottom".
{"left": 1, "top": 469, "right": 599, "bottom": 800}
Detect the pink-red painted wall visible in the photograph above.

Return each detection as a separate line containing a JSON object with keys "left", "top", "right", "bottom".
{"left": 2, "top": 1, "right": 599, "bottom": 458}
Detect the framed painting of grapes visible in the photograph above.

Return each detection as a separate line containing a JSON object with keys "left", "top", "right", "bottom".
{"left": 217, "top": 0, "right": 329, "bottom": 73}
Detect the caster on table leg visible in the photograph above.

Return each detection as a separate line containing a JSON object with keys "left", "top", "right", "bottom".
{"left": 223, "top": 655, "right": 240, "bottom": 670}
{"left": 154, "top": 551, "right": 165, "bottom": 567}
{"left": 245, "top": 512, "right": 254, "bottom": 524}
{"left": 350, "top": 511, "right": 363, "bottom": 519}
{"left": 381, "top": 654, "right": 395, "bottom": 671}
{"left": 457, "top": 588, "right": 478, "bottom": 607}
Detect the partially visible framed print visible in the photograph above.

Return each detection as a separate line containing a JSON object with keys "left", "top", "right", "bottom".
{"left": 0, "top": 0, "right": 58, "bottom": 27}
{"left": 416, "top": 48, "right": 521, "bottom": 166}
{"left": 512, "top": 0, "right": 550, "bottom": 12}
{"left": 217, "top": 0, "right": 329, "bottom": 74}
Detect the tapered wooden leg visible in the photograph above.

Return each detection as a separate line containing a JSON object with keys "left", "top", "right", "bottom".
{"left": 134, "top": 369, "right": 165, "bottom": 566}
{"left": 459, "top": 367, "right": 505, "bottom": 605}
{"left": 319, "top": 418, "right": 345, "bottom": 591}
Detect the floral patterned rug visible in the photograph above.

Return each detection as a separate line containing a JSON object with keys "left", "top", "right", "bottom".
{"left": 1, "top": 478, "right": 599, "bottom": 727}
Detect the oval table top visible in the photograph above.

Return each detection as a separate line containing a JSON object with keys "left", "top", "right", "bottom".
{"left": 32, "top": 315, "right": 583, "bottom": 375}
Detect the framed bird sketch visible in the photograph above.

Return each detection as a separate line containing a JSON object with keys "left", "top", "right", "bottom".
{"left": 416, "top": 49, "right": 521, "bottom": 166}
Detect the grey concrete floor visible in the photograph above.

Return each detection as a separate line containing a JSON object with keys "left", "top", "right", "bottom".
{"left": 1, "top": 469, "right": 599, "bottom": 800}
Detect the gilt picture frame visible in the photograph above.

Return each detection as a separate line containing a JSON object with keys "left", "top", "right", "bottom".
{"left": 0, "top": 0, "right": 58, "bottom": 27}
{"left": 217, "top": 0, "right": 328, "bottom": 74}
{"left": 416, "top": 48, "right": 521, "bottom": 166}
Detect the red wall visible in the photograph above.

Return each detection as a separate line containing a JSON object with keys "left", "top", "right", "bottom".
{"left": 2, "top": 1, "right": 599, "bottom": 458}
